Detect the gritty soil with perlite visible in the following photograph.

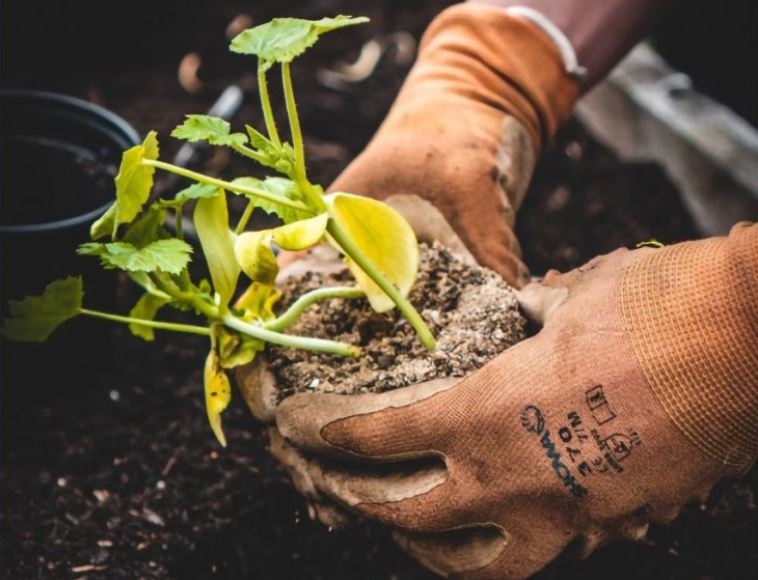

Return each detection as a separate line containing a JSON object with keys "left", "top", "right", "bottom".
{"left": 268, "top": 242, "right": 526, "bottom": 398}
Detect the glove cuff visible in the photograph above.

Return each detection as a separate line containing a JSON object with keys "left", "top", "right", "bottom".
{"left": 620, "top": 223, "right": 758, "bottom": 471}
{"left": 421, "top": 3, "right": 579, "bottom": 151}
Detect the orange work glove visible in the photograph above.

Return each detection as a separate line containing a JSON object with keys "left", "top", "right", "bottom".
{"left": 275, "top": 223, "right": 758, "bottom": 579}
{"left": 329, "top": 3, "right": 578, "bottom": 287}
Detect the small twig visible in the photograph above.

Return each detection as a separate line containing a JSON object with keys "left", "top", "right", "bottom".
{"left": 161, "top": 454, "right": 178, "bottom": 477}
{"left": 71, "top": 564, "right": 108, "bottom": 573}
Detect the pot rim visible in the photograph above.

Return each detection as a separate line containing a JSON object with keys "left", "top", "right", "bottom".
{"left": 0, "top": 89, "right": 140, "bottom": 235}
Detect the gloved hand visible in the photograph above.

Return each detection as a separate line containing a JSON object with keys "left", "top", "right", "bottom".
{"left": 328, "top": 3, "right": 578, "bottom": 286}
{"left": 274, "top": 223, "right": 758, "bottom": 579}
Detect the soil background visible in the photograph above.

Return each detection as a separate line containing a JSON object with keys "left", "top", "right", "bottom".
{"left": 1, "top": 1, "right": 756, "bottom": 579}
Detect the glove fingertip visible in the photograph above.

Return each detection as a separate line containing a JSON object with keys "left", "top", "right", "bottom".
{"left": 515, "top": 284, "right": 569, "bottom": 326}
{"left": 276, "top": 392, "right": 357, "bottom": 455}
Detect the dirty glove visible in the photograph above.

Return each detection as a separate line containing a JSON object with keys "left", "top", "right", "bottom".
{"left": 275, "top": 223, "right": 758, "bottom": 579}
{"left": 330, "top": 3, "right": 578, "bottom": 286}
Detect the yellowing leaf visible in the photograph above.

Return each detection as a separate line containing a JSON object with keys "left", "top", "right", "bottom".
{"left": 216, "top": 326, "right": 264, "bottom": 369}
{"left": 234, "top": 231, "right": 278, "bottom": 284}
{"left": 90, "top": 203, "right": 117, "bottom": 240}
{"left": 114, "top": 131, "right": 159, "bottom": 234}
{"left": 232, "top": 212, "right": 326, "bottom": 286}
{"left": 1, "top": 277, "right": 83, "bottom": 342}
{"left": 234, "top": 282, "right": 281, "bottom": 322}
{"left": 194, "top": 194, "right": 240, "bottom": 309}
{"left": 230, "top": 16, "right": 369, "bottom": 70}
{"left": 636, "top": 239, "right": 665, "bottom": 249}
{"left": 326, "top": 193, "right": 418, "bottom": 313}
{"left": 271, "top": 213, "right": 328, "bottom": 250}
{"left": 129, "top": 293, "right": 171, "bottom": 341}
{"left": 204, "top": 349, "right": 232, "bottom": 447}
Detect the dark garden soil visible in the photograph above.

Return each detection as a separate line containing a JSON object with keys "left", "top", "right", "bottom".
{"left": 269, "top": 243, "right": 524, "bottom": 399}
{"left": 1, "top": 1, "right": 756, "bottom": 579}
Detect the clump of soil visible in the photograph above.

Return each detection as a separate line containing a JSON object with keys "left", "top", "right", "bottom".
{"left": 268, "top": 242, "right": 526, "bottom": 399}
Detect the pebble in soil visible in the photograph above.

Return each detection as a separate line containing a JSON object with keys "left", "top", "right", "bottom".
{"left": 268, "top": 242, "right": 526, "bottom": 399}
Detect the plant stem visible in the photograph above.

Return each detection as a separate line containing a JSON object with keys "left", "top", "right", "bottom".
{"left": 147, "top": 273, "right": 218, "bottom": 319}
{"left": 235, "top": 200, "right": 255, "bottom": 235}
{"left": 176, "top": 292, "right": 218, "bottom": 320}
{"left": 80, "top": 308, "right": 211, "bottom": 336}
{"left": 265, "top": 286, "right": 364, "bottom": 332}
{"left": 281, "top": 63, "right": 325, "bottom": 212}
{"left": 327, "top": 220, "right": 436, "bottom": 350}
{"left": 258, "top": 66, "right": 280, "bottom": 146}
{"left": 174, "top": 210, "right": 193, "bottom": 286}
{"left": 231, "top": 142, "right": 269, "bottom": 165}
{"left": 281, "top": 63, "right": 305, "bottom": 182}
{"left": 175, "top": 209, "right": 184, "bottom": 240}
{"left": 141, "top": 159, "right": 312, "bottom": 213}
{"left": 223, "top": 314, "right": 360, "bottom": 357}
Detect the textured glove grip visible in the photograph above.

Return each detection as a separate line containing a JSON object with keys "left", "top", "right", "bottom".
{"left": 621, "top": 223, "right": 758, "bottom": 470}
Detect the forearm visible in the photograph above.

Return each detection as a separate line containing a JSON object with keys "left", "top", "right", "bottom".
{"left": 470, "top": 0, "right": 676, "bottom": 89}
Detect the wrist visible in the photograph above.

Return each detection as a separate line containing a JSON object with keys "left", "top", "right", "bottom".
{"left": 420, "top": 3, "right": 579, "bottom": 151}
{"left": 469, "top": 0, "right": 675, "bottom": 89}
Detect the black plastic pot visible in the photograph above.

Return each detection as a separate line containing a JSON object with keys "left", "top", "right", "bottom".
{"left": 1, "top": 91, "right": 140, "bottom": 295}
{"left": 1, "top": 90, "right": 140, "bottom": 403}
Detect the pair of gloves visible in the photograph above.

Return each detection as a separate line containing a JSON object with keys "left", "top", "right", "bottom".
{"left": 241, "top": 4, "right": 758, "bottom": 578}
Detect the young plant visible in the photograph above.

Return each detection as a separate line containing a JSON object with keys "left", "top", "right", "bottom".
{"left": 1, "top": 15, "right": 435, "bottom": 447}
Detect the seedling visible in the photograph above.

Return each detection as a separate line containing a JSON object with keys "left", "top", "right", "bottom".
{"left": 1, "top": 16, "right": 435, "bottom": 446}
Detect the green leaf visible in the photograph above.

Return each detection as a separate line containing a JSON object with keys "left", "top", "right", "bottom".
{"left": 230, "top": 15, "right": 369, "bottom": 70}
{"left": 90, "top": 203, "right": 117, "bottom": 240}
{"left": 204, "top": 348, "right": 232, "bottom": 447}
{"left": 1, "top": 277, "right": 83, "bottom": 342}
{"left": 79, "top": 239, "right": 193, "bottom": 275}
{"left": 123, "top": 207, "right": 167, "bottom": 247}
{"left": 171, "top": 115, "right": 247, "bottom": 147}
{"left": 231, "top": 176, "right": 311, "bottom": 224}
{"left": 234, "top": 282, "right": 281, "bottom": 322}
{"left": 233, "top": 231, "right": 278, "bottom": 285}
{"left": 271, "top": 212, "right": 328, "bottom": 250}
{"left": 176, "top": 183, "right": 220, "bottom": 203}
{"left": 129, "top": 293, "right": 171, "bottom": 341}
{"left": 77, "top": 242, "right": 107, "bottom": 256}
{"left": 106, "top": 240, "right": 192, "bottom": 274}
{"left": 156, "top": 183, "right": 221, "bottom": 209}
{"left": 244, "top": 125, "right": 295, "bottom": 174}
{"left": 245, "top": 124, "right": 272, "bottom": 151}
{"left": 195, "top": 278, "right": 214, "bottom": 299}
{"left": 194, "top": 195, "right": 240, "bottom": 309}
{"left": 114, "top": 131, "right": 160, "bottom": 235}
{"left": 326, "top": 192, "right": 419, "bottom": 313}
